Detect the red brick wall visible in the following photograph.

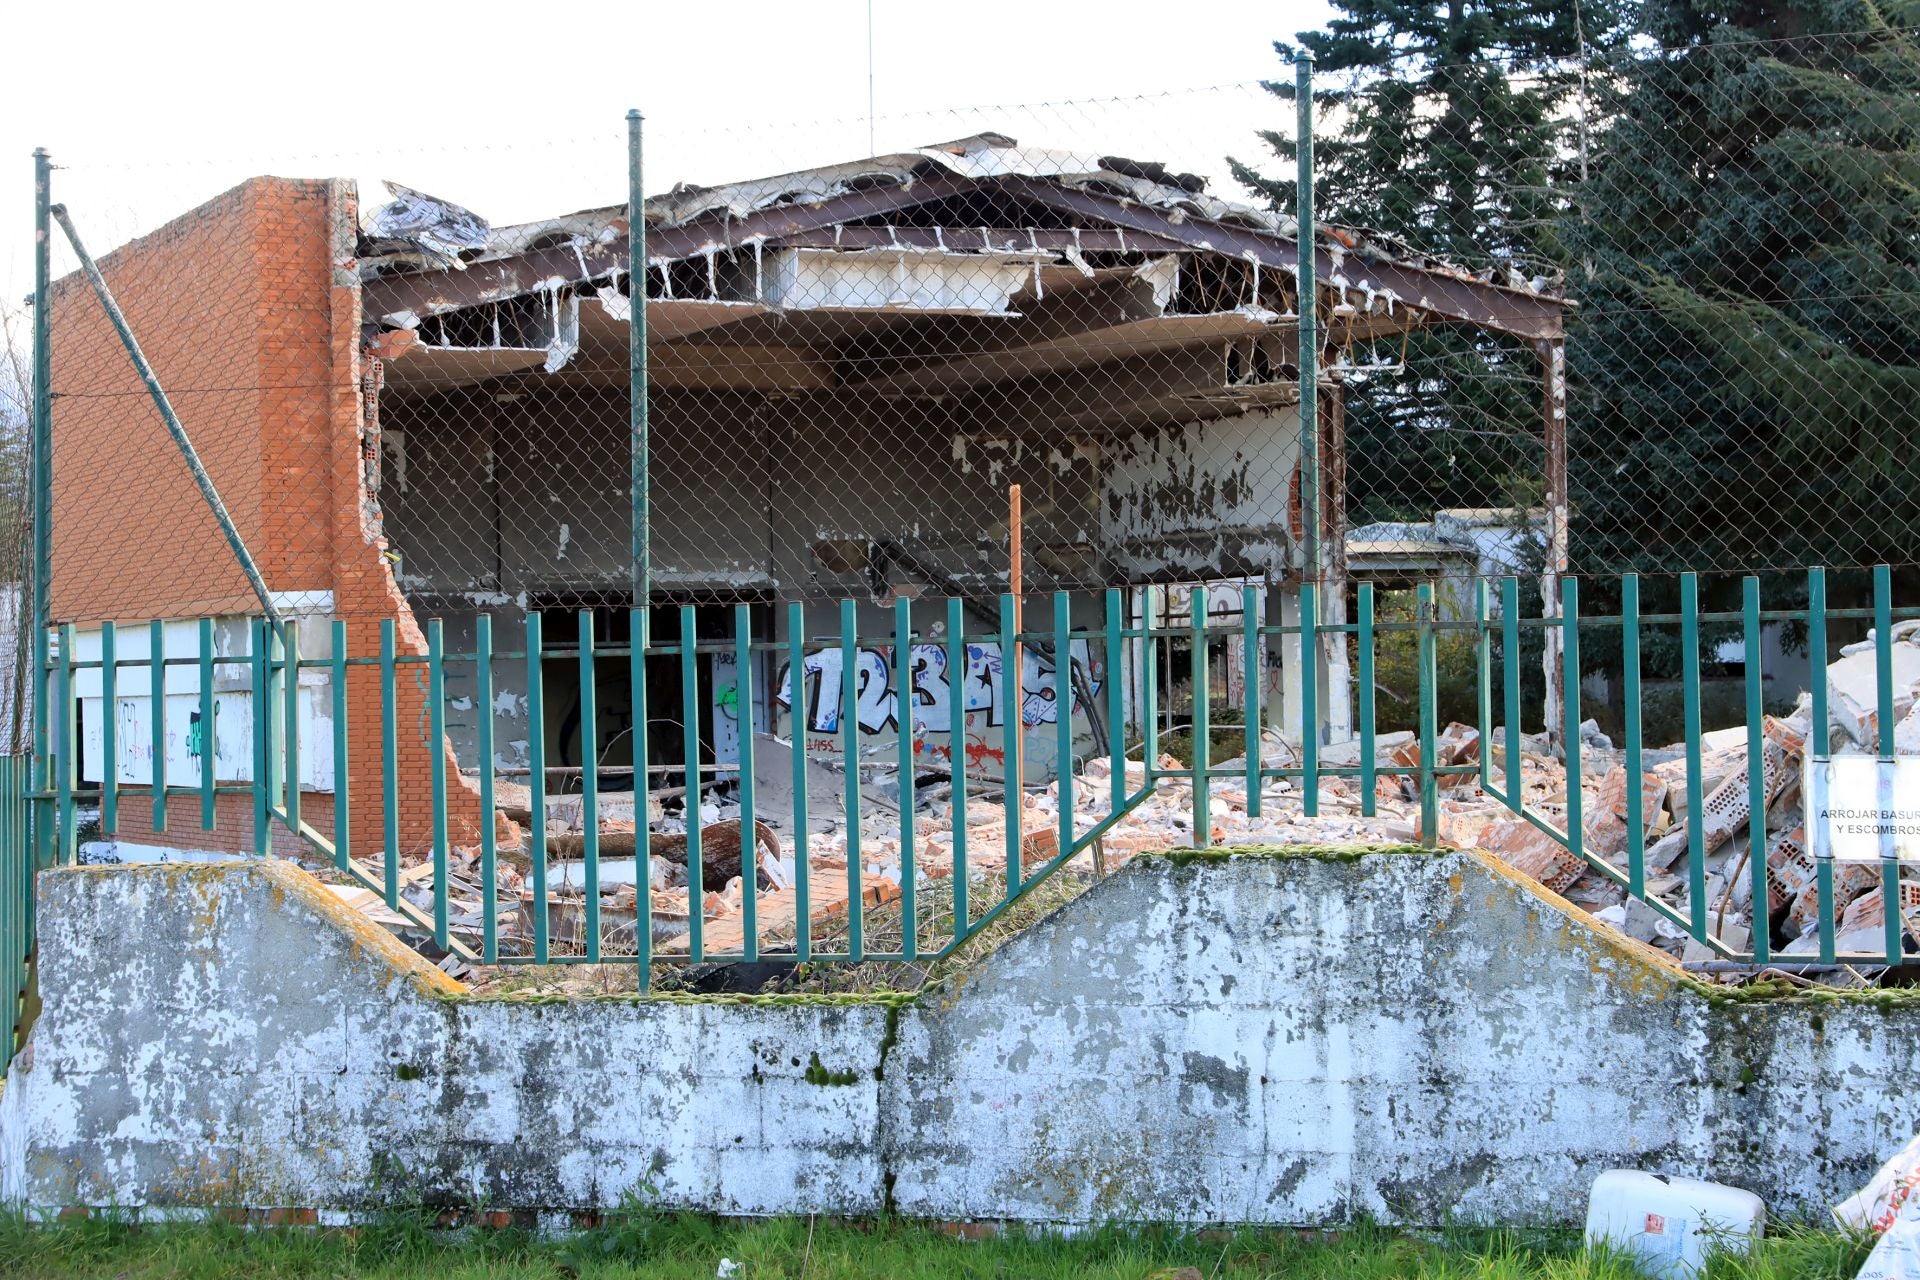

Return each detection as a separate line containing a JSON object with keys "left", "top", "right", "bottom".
{"left": 52, "top": 178, "right": 487, "bottom": 860}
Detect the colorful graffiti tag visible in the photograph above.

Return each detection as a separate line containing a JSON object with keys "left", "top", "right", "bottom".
{"left": 772, "top": 641, "right": 1101, "bottom": 736}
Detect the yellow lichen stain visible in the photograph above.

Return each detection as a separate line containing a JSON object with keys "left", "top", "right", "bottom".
{"left": 257, "top": 860, "right": 465, "bottom": 999}
{"left": 1459, "top": 848, "right": 1690, "bottom": 999}
{"left": 43, "top": 859, "right": 465, "bottom": 1001}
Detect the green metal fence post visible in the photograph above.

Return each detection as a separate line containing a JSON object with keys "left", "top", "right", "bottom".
{"left": 1001, "top": 594, "right": 1022, "bottom": 894}
{"left": 1740, "top": 577, "right": 1769, "bottom": 964}
{"left": 476, "top": 615, "right": 498, "bottom": 964}
{"left": 151, "top": 619, "right": 168, "bottom": 834}
{"left": 1808, "top": 568, "right": 1835, "bottom": 965}
{"left": 788, "top": 602, "right": 810, "bottom": 962}
{"left": 1622, "top": 575, "right": 1644, "bottom": 899}
{"left": 1357, "top": 583, "right": 1376, "bottom": 818}
{"left": 1876, "top": 564, "right": 1900, "bottom": 965}
{"left": 1142, "top": 593, "right": 1160, "bottom": 772}
{"left": 837, "top": 599, "right": 859, "bottom": 961}
{"left": 30, "top": 150, "right": 53, "bottom": 878}
{"left": 681, "top": 605, "right": 705, "bottom": 962}
{"left": 895, "top": 598, "right": 915, "bottom": 962}
{"left": 1053, "top": 592, "right": 1073, "bottom": 884}
{"left": 1416, "top": 582, "right": 1437, "bottom": 847}
{"left": 330, "top": 619, "right": 349, "bottom": 873}
{"left": 55, "top": 625, "right": 75, "bottom": 867}
{"left": 100, "top": 621, "right": 117, "bottom": 834}
{"left": 578, "top": 611, "right": 600, "bottom": 962}
{"left": 379, "top": 619, "right": 398, "bottom": 906}
{"left": 282, "top": 622, "right": 301, "bottom": 840}
{"left": 1191, "top": 585, "right": 1211, "bottom": 847}
{"left": 1475, "top": 580, "right": 1492, "bottom": 793}
{"left": 1562, "top": 578, "right": 1582, "bottom": 864}
{"left": 251, "top": 619, "right": 271, "bottom": 858}
{"left": 1501, "top": 577, "right": 1521, "bottom": 808}
{"left": 1300, "top": 581, "right": 1319, "bottom": 818}
{"left": 946, "top": 598, "right": 968, "bottom": 944}
{"left": 738, "top": 603, "right": 759, "bottom": 963}
{"left": 427, "top": 619, "right": 448, "bottom": 951}
{"left": 632, "top": 606, "right": 653, "bottom": 984}
{"left": 1243, "top": 583, "right": 1261, "bottom": 817}
{"left": 526, "top": 611, "right": 549, "bottom": 964}
{"left": 1106, "top": 590, "right": 1125, "bottom": 821}
{"left": 1681, "top": 574, "right": 1707, "bottom": 942}
{"left": 1295, "top": 54, "right": 1319, "bottom": 593}
{"left": 625, "top": 102, "right": 651, "bottom": 978}
{"left": 628, "top": 108, "right": 650, "bottom": 622}
{"left": 197, "top": 618, "right": 214, "bottom": 831}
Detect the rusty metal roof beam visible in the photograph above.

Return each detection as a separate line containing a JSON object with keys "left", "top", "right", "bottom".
{"left": 363, "top": 173, "right": 989, "bottom": 325}
{"left": 990, "top": 176, "right": 1566, "bottom": 341}
{"left": 759, "top": 225, "right": 1191, "bottom": 255}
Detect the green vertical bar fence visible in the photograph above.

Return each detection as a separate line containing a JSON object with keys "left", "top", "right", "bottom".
{"left": 527, "top": 611, "right": 549, "bottom": 964}
{"left": 1681, "top": 574, "right": 1707, "bottom": 941}
{"left": 1741, "top": 578, "right": 1769, "bottom": 965}
{"left": 1622, "top": 576, "right": 1644, "bottom": 899}
{"left": 788, "top": 602, "right": 810, "bottom": 963}
{"left": 1876, "top": 565, "right": 1900, "bottom": 966}
{"left": 1416, "top": 582, "right": 1437, "bottom": 847}
{"left": 895, "top": 598, "right": 914, "bottom": 962}
{"left": 198, "top": 618, "right": 215, "bottom": 830}
{"left": 632, "top": 606, "right": 653, "bottom": 985}
{"left": 100, "top": 621, "right": 116, "bottom": 834}
{"left": 1053, "top": 593, "right": 1073, "bottom": 887}
{"left": 1809, "top": 568, "right": 1835, "bottom": 966}
{"left": 1358, "top": 583, "right": 1376, "bottom": 818}
{"left": 579, "top": 612, "right": 601, "bottom": 963}
{"left": 330, "top": 619, "right": 350, "bottom": 873}
{"left": 477, "top": 615, "right": 498, "bottom": 964}
{"left": 379, "top": 619, "right": 399, "bottom": 907}
{"left": 737, "top": 602, "right": 759, "bottom": 963}
{"left": 1190, "top": 586, "right": 1211, "bottom": 846}
{"left": 150, "top": 619, "right": 167, "bottom": 834}
{"left": 684, "top": 605, "right": 706, "bottom": 962}
{"left": 428, "top": 619, "right": 448, "bottom": 951}
{"left": 946, "top": 598, "right": 968, "bottom": 944}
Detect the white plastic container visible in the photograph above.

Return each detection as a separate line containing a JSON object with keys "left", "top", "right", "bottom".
{"left": 1584, "top": 1170, "right": 1766, "bottom": 1278}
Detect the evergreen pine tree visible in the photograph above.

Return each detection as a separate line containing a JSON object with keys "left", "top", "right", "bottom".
{"left": 1232, "top": 0, "right": 1627, "bottom": 533}
{"left": 1567, "top": 0, "right": 1920, "bottom": 594}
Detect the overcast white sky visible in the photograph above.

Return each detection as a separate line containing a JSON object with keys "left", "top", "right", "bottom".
{"left": 3, "top": 0, "right": 1331, "bottom": 306}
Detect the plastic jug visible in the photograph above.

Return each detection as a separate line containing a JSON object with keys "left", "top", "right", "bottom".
{"left": 1584, "top": 1170, "right": 1766, "bottom": 1278}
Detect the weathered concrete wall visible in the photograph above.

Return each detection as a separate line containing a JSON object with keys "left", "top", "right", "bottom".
{"left": 5, "top": 850, "right": 1915, "bottom": 1223}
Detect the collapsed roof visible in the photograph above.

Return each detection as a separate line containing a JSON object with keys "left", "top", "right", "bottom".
{"left": 358, "top": 132, "right": 1569, "bottom": 413}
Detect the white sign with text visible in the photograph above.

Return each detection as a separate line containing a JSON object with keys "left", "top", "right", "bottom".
{"left": 1805, "top": 754, "right": 1920, "bottom": 861}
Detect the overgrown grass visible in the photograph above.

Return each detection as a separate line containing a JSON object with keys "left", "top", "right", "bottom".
{"left": 0, "top": 1212, "right": 1877, "bottom": 1280}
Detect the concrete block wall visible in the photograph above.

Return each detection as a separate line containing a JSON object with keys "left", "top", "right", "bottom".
{"left": 3, "top": 849, "right": 1915, "bottom": 1223}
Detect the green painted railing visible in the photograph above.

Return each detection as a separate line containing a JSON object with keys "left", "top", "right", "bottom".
{"left": 8, "top": 566, "right": 1918, "bottom": 1032}
{"left": 19, "top": 586, "right": 1471, "bottom": 985}
{"left": 1, "top": 755, "right": 31, "bottom": 1062}
{"left": 1484, "top": 567, "right": 1920, "bottom": 970}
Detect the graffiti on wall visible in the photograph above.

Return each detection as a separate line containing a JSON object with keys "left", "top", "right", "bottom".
{"left": 773, "top": 641, "right": 1102, "bottom": 738}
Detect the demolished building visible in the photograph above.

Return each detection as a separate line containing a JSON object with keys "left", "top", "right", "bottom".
{"left": 48, "top": 133, "right": 1572, "bottom": 860}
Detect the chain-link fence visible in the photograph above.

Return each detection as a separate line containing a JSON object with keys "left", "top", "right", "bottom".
{"left": 15, "top": 17, "right": 1920, "bottom": 856}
